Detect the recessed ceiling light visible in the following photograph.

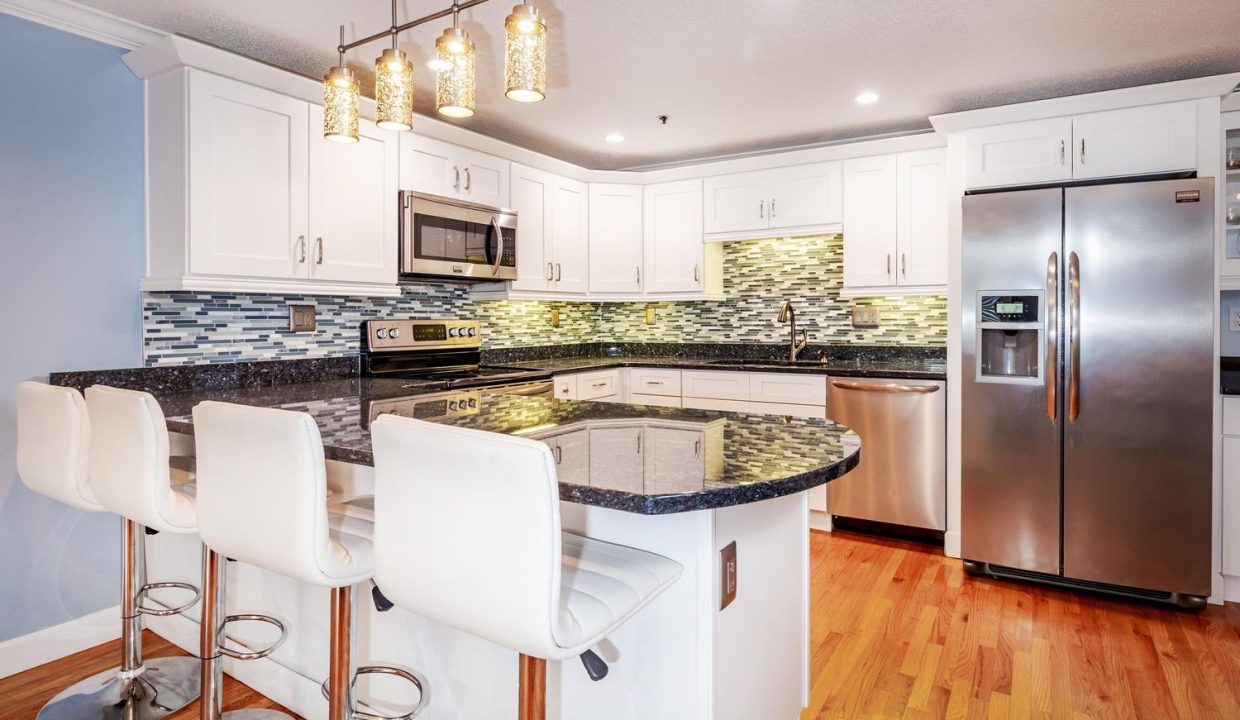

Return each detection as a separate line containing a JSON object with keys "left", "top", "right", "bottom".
{"left": 605, "top": 133, "right": 625, "bottom": 143}
{"left": 855, "top": 91, "right": 880, "bottom": 105}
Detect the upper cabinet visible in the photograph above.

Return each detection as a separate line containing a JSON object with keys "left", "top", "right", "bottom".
{"left": 645, "top": 180, "right": 721, "bottom": 294}
{"left": 400, "top": 133, "right": 510, "bottom": 209}
{"left": 589, "top": 184, "right": 644, "bottom": 294}
{"left": 144, "top": 69, "right": 399, "bottom": 296}
{"left": 508, "top": 163, "right": 588, "bottom": 294}
{"left": 842, "top": 148, "right": 947, "bottom": 294}
{"left": 703, "top": 162, "right": 842, "bottom": 241}
{"left": 964, "top": 102, "right": 1197, "bottom": 189}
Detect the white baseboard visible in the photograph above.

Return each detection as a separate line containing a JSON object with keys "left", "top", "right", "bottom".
{"left": 808, "top": 510, "right": 832, "bottom": 533}
{"left": 943, "top": 530, "right": 961, "bottom": 559}
{"left": 0, "top": 605, "right": 121, "bottom": 679}
{"left": 1222, "top": 574, "right": 1240, "bottom": 604}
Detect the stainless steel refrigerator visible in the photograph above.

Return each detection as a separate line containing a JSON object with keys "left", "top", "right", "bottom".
{"left": 961, "top": 177, "right": 1214, "bottom": 607}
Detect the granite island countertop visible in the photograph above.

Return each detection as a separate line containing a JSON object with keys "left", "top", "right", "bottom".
{"left": 502, "top": 355, "right": 947, "bottom": 380}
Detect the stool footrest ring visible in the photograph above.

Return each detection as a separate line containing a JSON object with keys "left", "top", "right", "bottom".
{"left": 320, "top": 664, "right": 431, "bottom": 720}
{"left": 218, "top": 613, "right": 287, "bottom": 661}
{"left": 136, "top": 580, "right": 201, "bottom": 617}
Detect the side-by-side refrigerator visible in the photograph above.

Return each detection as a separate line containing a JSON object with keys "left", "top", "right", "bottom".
{"left": 961, "top": 177, "right": 1214, "bottom": 607}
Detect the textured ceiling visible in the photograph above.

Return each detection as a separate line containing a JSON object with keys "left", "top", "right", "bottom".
{"left": 76, "top": 0, "right": 1240, "bottom": 170}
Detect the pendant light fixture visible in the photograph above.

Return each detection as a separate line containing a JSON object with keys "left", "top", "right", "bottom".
{"left": 375, "top": 0, "right": 414, "bottom": 131}
{"left": 504, "top": 3, "right": 546, "bottom": 103}
{"left": 323, "top": 25, "right": 360, "bottom": 143}
{"left": 435, "top": 3, "right": 477, "bottom": 118}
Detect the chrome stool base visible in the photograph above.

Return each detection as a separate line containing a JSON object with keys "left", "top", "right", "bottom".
{"left": 35, "top": 656, "right": 200, "bottom": 720}
{"left": 320, "top": 665, "right": 431, "bottom": 720}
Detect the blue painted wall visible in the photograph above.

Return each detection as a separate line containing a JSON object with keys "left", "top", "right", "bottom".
{"left": 0, "top": 13, "right": 145, "bottom": 642}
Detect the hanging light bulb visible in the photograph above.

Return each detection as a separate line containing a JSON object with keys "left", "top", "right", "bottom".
{"left": 435, "top": 4, "right": 476, "bottom": 118}
{"left": 375, "top": 0, "right": 413, "bottom": 131}
{"left": 323, "top": 26, "right": 359, "bottom": 143}
{"left": 504, "top": 3, "right": 546, "bottom": 103}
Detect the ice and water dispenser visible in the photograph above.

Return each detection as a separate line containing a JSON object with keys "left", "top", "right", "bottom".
{"left": 975, "top": 293, "right": 1043, "bottom": 384}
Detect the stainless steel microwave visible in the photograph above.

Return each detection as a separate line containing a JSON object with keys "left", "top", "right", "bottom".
{"left": 399, "top": 191, "right": 517, "bottom": 281}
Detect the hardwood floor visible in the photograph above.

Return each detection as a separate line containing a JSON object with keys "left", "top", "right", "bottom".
{"left": 803, "top": 530, "right": 1240, "bottom": 720}
{"left": 0, "top": 630, "right": 297, "bottom": 720}
{"left": 6, "top": 531, "right": 1240, "bottom": 719}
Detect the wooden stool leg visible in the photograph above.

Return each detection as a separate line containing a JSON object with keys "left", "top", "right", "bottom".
{"left": 518, "top": 654, "right": 546, "bottom": 720}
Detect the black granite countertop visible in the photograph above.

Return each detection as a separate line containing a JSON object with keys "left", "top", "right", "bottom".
{"left": 1222, "top": 357, "right": 1240, "bottom": 395}
{"left": 501, "top": 355, "right": 947, "bottom": 379}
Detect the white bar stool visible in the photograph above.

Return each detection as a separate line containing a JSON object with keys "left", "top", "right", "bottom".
{"left": 370, "top": 416, "right": 684, "bottom": 720}
{"left": 192, "top": 400, "right": 428, "bottom": 720}
{"left": 14, "top": 381, "right": 201, "bottom": 720}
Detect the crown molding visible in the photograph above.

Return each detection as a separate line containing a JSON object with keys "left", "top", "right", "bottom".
{"left": 0, "top": 0, "right": 163, "bottom": 49}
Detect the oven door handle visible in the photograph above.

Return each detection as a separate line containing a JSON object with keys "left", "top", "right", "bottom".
{"left": 499, "top": 380, "right": 554, "bottom": 397}
{"left": 490, "top": 215, "right": 505, "bottom": 277}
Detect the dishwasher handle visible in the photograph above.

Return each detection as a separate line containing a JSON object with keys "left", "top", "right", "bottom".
{"left": 830, "top": 380, "right": 940, "bottom": 395}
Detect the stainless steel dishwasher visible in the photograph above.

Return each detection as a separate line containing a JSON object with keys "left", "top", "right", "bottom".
{"left": 826, "top": 377, "right": 946, "bottom": 531}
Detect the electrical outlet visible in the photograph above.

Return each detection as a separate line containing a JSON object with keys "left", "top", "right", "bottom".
{"left": 288, "top": 304, "right": 316, "bottom": 332}
{"left": 549, "top": 307, "right": 560, "bottom": 327}
{"left": 852, "top": 306, "right": 880, "bottom": 329}
{"left": 1230, "top": 308, "right": 1240, "bottom": 332}
{"left": 645, "top": 306, "right": 656, "bottom": 325}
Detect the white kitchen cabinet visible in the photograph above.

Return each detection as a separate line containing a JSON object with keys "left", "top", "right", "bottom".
{"left": 577, "top": 370, "right": 620, "bottom": 401}
{"left": 1071, "top": 102, "right": 1198, "bottom": 180}
{"left": 588, "top": 184, "right": 644, "bottom": 294}
{"left": 964, "top": 102, "right": 1198, "bottom": 189}
{"left": 307, "top": 105, "right": 399, "bottom": 285}
{"left": 703, "top": 162, "right": 842, "bottom": 240}
{"left": 644, "top": 180, "right": 708, "bottom": 293}
{"left": 142, "top": 68, "right": 399, "bottom": 296}
{"left": 629, "top": 393, "right": 683, "bottom": 408}
{"left": 547, "top": 429, "right": 590, "bottom": 487}
{"left": 589, "top": 427, "right": 645, "bottom": 493}
{"left": 842, "top": 149, "right": 947, "bottom": 294}
{"left": 643, "top": 427, "right": 705, "bottom": 494}
{"left": 554, "top": 374, "right": 578, "bottom": 400}
{"left": 400, "top": 133, "right": 509, "bottom": 208}
{"left": 682, "top": 371, "right": 750, "bottom": 402}
{"left": 509, "top": 163, "right": 588, "bottom": 294}
{"left": 627, "top": 368, "right": 682, "bottom": 397}
{"left": 748, "top": 373, "right": 826, "bottom": 406}
{"left": 842, "top": 154, "right": 898, "bottom": 290}
{"left": 682, "top": 397, "right": 751, "bottom": 414}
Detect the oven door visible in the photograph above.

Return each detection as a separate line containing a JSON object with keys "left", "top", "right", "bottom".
{"left": 400, "top": 191, "right": 517, "bottom": 281}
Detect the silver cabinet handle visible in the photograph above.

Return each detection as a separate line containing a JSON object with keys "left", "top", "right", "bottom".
{"left": 591, "top": 382, "right": 608, "bottom": 389}
{"left": 636, "top": 433, "right": 642, "bottom": 453}
{"left": 645, "top": 380, "right": 663, "bottom": 386}
{"left": 886, "top": 254, "right": 891, "bottom": 276}
{"left": 759, "top": 199, "right": 764, "bottom": 219}
{"left": 636, "top": 266, "right": 641, "bottom": 286}
{"left": 554, "top": 445, "right": 562, "bottom": 464}
{"left": 547, "top": 262, "right": 554, "bottom": 281}
{"left": 1046, "top": 251, "right": 1058, "bottom": 423}
{"left": 464, "top": 167, "right": 472, "bottom": 191}
{"left": 453, "top": 166, "right": 461, "bottom": 191}
{"left": 770, "top": 198, "right": 776, "bottom": 218}
{"left": 901, "top": 253, "right": 906, "bottom": 277}
{"left": 830, "top": 380, "right": 939, "bottom": 394}
{"left": 490, "top": 215, "right": 504, "bottom": 277}
{"left": 555, "top": 263, "right": 562, "bottom": 281}
{"left": 315, "top": 237, "right": 324, "bottom": 265}
{"left": 1059, "top": 140, "right": 1065, "bottom": 166}
{"left": 1079, "top": 138, "right": 1085, "bottom": 165}
{"left": 298, "top": 235, "right": 306, "bottom": 263}
{"left": 1068, "top": 250, "right": 1081, "bottom": 423}
{"left": 559, "top": 386, "right": 571, "bottom": 395}
{"left": 694, "top": 264, "right": 700, "bottom": 283}
{"left": 694, "top": 438, "right": 701, "bottom": 457}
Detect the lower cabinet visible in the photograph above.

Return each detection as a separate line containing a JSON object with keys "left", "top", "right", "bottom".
{"left": 553, "top": 369, "right": 621, "bottom": 401}
{"left": 546, "top": 429, "right": 589, "bottom": 486}
{"left": 1223, "top": 398, "right": 1240, "bottom": 580}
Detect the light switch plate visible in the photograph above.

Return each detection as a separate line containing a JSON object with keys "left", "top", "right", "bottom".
{"left": 1230, "top": 308, "right": 1240, "bottom": 332}
{"left": 289, "top": 304, "right": 316, "bottom": 332}
{"left": 852, "top": 306, "right": 880, "bottom": 329}
{"left": 719, "top": 541, "right": 737, "bottom": 611}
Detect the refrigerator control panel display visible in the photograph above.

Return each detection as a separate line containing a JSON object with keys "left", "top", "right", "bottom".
{"left": 980, "top": 295, "right": 1039, "bottom": 323}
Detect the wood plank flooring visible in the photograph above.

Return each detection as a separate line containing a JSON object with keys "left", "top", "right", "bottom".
{"left": 6, "top": 530, "right": 1240, "bottom": 719}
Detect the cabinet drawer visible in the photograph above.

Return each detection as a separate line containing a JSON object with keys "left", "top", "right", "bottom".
{"left": 577, "top": 370, "right": 619, "bottom": 400}
{"left": 1225, "top": 398, "right": 1240, "bottom": 436}
{"left": 554, "top": 375, "right": 578, "bottom": 400}
{"left": 682, "top": 396, "right": 750, "bottom": 413}
{"left": 682, "top": 371, "right": 750, "bottom": 401}
{"left": 749, "top": 373, "right": 826, "bottom": 406}
{"left": 629, "top": 368, "right": 681, "bottom": 397}
{"left": 748, "top": 401, "right": 826, "bottom": 419}
{"left": 629, "top": 393, "right": 682, "bottom": 408}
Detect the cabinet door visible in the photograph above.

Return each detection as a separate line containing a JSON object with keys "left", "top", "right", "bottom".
{"left": 703, "top": 171, "right": 768, "bottom": 234}
{"left": 964, "top": 117, "right": 1073, "bottom": 189}
{"left": 896, "top": 148, "right": 948, "bottom": 287}
{"left": 588, "top": 184, "right": 644, "bottom": 293}
{"left": 457, "top": 145, "right": 511, "bottom": 208}
{"left": 307, "top": 107, "right": 398, "bottom": 284}
{"left": 1071, "top": 102, "right": 1197, "bottom": 180}
{"left": 1225, "top": 437, "right": 1240, "bottom": 576}
{"left": 682, "top": 371, "right": 750, "bottom": 401}
{"left": 553, "top": 374, "right": 578, "bottom": 400}
{"left": 588, "top": 427, "right": 644, "bottom": 493}
{"left": 549, "top": 429, "right": 590, "bottom": 487}
{"left": 643, "top": 180, "right": 705, "bottom": 293}
{"left": 400, "top": 133, "right": 463, "bottom": 198}
{"left": 576, "top": 370, "right": 619, "bottom": 400}
{"left": 749, "top": 373, "right": 826, "bottom": 406}
{"left": 509, "top": 163, "right": 551, "bottom": 291}
{"left": 643, "top": 427, "right": 705, "bottom": 494}
{"left": 550, "top": 176, "right": 589, "bottom": 294}
{"left": 842, "top": 154, "right": 898, "bottom": 289}
{"left": 187, "top": 71, "right": 308, "bottom": 279}
{"left": 768, "top": 161, "right": 842, "bottom": 230}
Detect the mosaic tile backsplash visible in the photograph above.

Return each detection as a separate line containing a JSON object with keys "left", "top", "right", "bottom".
{"left": 142, "top": 235, "right": 946, "bottom": 366}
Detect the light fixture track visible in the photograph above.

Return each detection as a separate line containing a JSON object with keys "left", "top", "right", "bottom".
{"left": 339, "top": 0, "right": 493, "bottom": 54}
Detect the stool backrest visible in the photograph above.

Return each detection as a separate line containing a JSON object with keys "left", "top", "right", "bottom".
{"left": 15, "top": 381, "right": 100, "bottom": 511}
{"left": 85, "top": 385, "right": 196, "bottom": 533}
{"left": 371, "top": 415, "right": 563, "bottom": 658}
{"left": 192, "top": 401, "right": 333, "bottom": 584}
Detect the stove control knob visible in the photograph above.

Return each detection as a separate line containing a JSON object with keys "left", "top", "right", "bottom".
{"left": 376, "top": 328, "right": 388, "bottom": 339}
{"left": 447, "top": 401, "right": 457, "bottom": 411}
{"left": 468, "top": 398, "right": 477, "bottom": 408}
{"left": 466, "top": 327, "right": 478, "bottom": 337}
{"left": 448, "top": 327, "right": 458, "bottom": 337}
{"left": 389, "top": 328, "right": 401, "bottom": 339}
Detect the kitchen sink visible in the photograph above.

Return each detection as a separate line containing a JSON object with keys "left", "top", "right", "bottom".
{"left": 707, "top": 358, "right": 828, "bottom": 367}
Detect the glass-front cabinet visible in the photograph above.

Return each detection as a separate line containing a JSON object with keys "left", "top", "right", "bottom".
{"left": 1224, "top": 111, "right": 1240, "bottom": 282}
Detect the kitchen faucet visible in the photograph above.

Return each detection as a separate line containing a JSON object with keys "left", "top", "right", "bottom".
{"left": 776, "top": 300, "right": 808, "bottom": 361}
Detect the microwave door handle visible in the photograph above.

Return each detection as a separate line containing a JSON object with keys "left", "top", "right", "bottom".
{"left": 490, "top": 215, "right": 505, "bottom": 276}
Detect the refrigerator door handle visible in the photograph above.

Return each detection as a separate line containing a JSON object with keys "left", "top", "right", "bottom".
{"left": 1068, "top": 250, "right": 1081, "bottom": 423}
{"left": 1046, "top": 251, "right": 1058, "bottom": 423}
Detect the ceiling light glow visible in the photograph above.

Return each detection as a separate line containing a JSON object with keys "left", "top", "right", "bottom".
{"left": 855, "top": 91, "right": 880, "bottom": 105}
{"left": 605, "top": 133, "right": 625, "bottom": 143}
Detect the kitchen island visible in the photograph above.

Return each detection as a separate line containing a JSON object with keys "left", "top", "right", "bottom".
{"left": 49, "top": 364, "right": 860, "bottom": 720}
